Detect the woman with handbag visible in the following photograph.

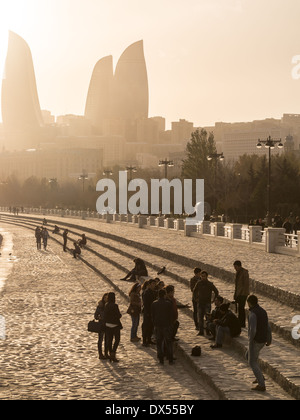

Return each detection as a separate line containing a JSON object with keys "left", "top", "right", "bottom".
{"left": 94, "top": 293, "right": 109, "bottom": 359}
{"left": 127, "top": 283, "right": 142, "bottom": 342}
{"left": 104, "top": 292, "right": 122, "bottom": 362}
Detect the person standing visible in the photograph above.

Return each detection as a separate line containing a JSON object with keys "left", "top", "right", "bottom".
{"left": 190, "top": 267, "right": 201, "bottom": 330}
{"left": 165, "top": 285, "right": 179, "bottom": 340}
{"left": 246, "top": 295, "right": 272, "bottom": 392}
{"left": 151, "top": 288, "right": 174, "bottom": 365}
{"left": 94, "top": 293, "right": 109, "bottom": 359}
{"left": 233, "top": 261, "right": 250, "bottom": 328}
{"left": 41, "top": 227, "right": 50, "bottom": 251}
{"left": 35, "top": 227, "right": 42, "bottom": 250}
{"left": 142, "top": 279, "right": 156, "bottom": 346}
{"left": 193, "top": 271, "right": 219, "bottom": 336}
{"left": 63, "top": 229, "right": 69, "bottom": 252}
{"left": 127, "top": 283, "right": 142, "bottom": 342}
{"left": 103, "top": 292, "right": 122, "bottom": 363}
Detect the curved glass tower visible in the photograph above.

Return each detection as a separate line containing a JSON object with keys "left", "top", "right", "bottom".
{"left": 111, "top": 40, "right": 149, "bottom": 120}
{"left": 1, "top": 31, "right": 44, "bottom": 150}
{"left": 84, "top": 55, "right": 113, "bottom": 135}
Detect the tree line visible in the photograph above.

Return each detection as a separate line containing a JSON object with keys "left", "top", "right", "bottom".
{"left": 181, "top": 129, "right": 300, "bottom": 223}
{"left": 1, "top": 128, "right": 299, "bottom": 223}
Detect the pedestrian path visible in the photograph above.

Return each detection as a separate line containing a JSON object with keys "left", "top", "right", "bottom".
{"left": 0, "top": 216, "right": 298, "bottom": 400}
{"left": 0, "top": 225, "right": 218, "bottom": 400}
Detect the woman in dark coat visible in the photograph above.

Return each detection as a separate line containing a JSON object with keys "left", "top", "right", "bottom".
{"left": 94, "top": 293, "right": 109, "bottom": 359}
{"left": 104, "top": 292, "right": 122, "bottom": 362}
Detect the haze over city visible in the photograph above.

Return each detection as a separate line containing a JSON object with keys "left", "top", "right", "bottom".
{"left": 1, "top": 0, "right": 300, "bottom": 129}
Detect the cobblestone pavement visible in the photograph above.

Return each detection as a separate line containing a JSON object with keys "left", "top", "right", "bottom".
{"left": 0, "top": 218, "right": 297, "bottom": 400}
{"left": 21, "top": 214, "right": 300, "bottom": 295}
{"left": 0, "top": 225, "right": 218, "bottom": 400}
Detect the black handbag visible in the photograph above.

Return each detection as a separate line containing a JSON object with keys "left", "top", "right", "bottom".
{"left": 88, "top": 319, "right": 105, "bottom": 333}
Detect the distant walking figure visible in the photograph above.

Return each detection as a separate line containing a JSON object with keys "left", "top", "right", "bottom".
{"left": 35, "top": 227, "right": 42, "bottom": 250}
{"left": 41, "top": 227, "right": 49, "bottom": 250}
{"left": 63, "top": 229, "right": 69, "bottom": 252}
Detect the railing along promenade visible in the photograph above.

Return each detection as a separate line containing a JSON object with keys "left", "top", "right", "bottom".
{"left": 1, "top": 207, "right": 299, "bottom": 257}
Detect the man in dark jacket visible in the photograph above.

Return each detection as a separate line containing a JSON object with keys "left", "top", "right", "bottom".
{"left": 193, "top": 271, "right": 219, "bottom": 336}
{"left": 142, "top": 279, "right": 156, "bottom": 346}
{"left": 190, "top": 267, "right": 201, "bottom": 330}
{"left": 152, "top": 289, "right": 174, "bottom": 365}
{"left": 246, "top": 295, "right": 272, "bottom": 392}
{"left": 165, "top": 285, "right": 179, "bottom": 340}
{"left": 233, "top": 260, "right": 250, "bottom": 328}
{"left": 62, "top": 229, "right": 68, "bottom": 252}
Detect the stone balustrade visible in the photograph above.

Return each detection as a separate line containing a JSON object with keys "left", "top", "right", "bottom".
{"left": 1, "top": 206, "right": 299, "bottom": 257}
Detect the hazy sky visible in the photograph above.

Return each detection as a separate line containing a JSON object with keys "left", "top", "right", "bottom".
{"left": 1, "top": 0, "right": 300, "bottom": 129}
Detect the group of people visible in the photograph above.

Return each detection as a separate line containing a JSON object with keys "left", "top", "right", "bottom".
{"left": 35, "top": 226, "right": 50, "bottom": 250}
{"left": 249, "top": 211, "right": 300, "bottom": 234}
{"left": 35, "top": 223, "right": 87, "bottom": 258}
{"left": 62, "top": 229, "right": 87, "bottom": 258}
{"left": 94, "top": 276, "right": 181, "bottom": 365}
{"left": 190, "top": 261, "right": 272, "bottom": 392}
{"left": 93, "top": 257, "right": 272, "bottom": 392}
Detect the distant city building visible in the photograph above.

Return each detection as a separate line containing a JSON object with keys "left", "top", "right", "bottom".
{"left": 210, "top": 119, "right": 288, "bottom": 161}
{"left": 41, "top": 110, "right": 55, "bottom": 125}
{"left": 0, "top": 148, "right": 103, "bottom": 181}
{"left": 171, "top": 119, "right": 194, "bottom": 146}
{"left": 44, "top": 135, "right": 125, "bottom": 168}
{"left": 2, "top": 31, "right": 300, "bottom": 178}
{"left": 1, "top": 31, "right": 44, "bottom": 151}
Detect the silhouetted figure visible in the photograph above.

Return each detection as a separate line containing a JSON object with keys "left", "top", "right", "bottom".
{"left": 151, "top": 288, "right": 174, "bottom": 365}
{"left": 52, "top": 225, "right": 60, "bottom": 234}
{"left": 120, "top": 258, "right": 148, "bottom": 282}
{"left": 73, "top": 242, "right": 81, "bottom": 259}
{"left": 41, "top": 227, "right": 49, "bottom": 250}
{"left": 79, "top": 234, "right": 87, "bottom": 248}
{"left": 63, "top": 229, "right": 68, "bottom": 252}
{"left": 35, "top": 227, "right": 42, "bottom": 250}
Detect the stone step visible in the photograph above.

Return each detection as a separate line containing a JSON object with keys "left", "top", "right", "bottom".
{"left": 7, "top": 215, "right": 298, "bottom": 351}
{"left": 1, "top": 215, "right": 299, "bottom": 399}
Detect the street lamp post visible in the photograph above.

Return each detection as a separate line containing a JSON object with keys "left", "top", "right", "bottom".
{"left": 158, "top": 159, "right": 174, "bottom": 179}
{"left": 207, "top": 153, "right": 225, "bottom": 214}
{"left": 78, "top": 172, "right": 89, "bottom": 192}
{"left": 256, "top": 136, "right": 283, "bottom": 226}
{"left": 125, "top": 165, "right": 137, "bottom": 182}
{"left": 103, "top": 169, "right": 113, "bottom": 177}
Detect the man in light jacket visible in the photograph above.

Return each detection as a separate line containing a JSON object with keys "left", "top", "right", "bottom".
{"left": 233, "top": 260, "right": 250, "bottom": 328}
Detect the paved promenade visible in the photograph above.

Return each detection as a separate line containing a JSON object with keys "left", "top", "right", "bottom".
{"left": 32, "top": 215, "right": 300, "bottom": 295}
{"left": 0, "top": 215, "right": 298, "bottom": 400}
{"left": 0, "top": 225, "right": 217, "bottom": 400}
